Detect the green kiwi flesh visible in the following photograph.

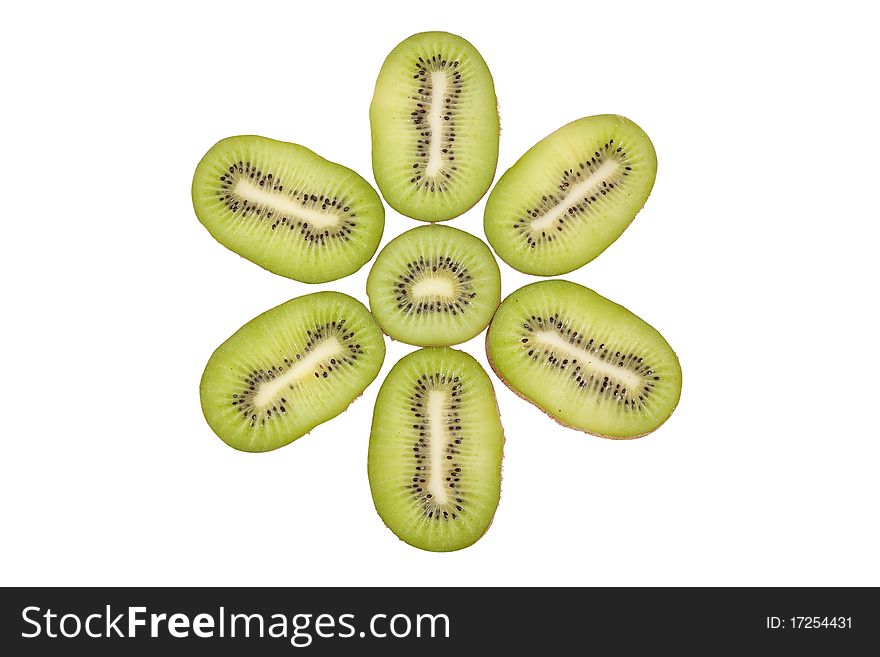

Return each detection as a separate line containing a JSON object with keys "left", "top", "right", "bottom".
{"left": 369, "top": 347, "right": 503, "bottom": 551}
{"left": 200, "top": 292, "right": 385, "bottom": 452}
{"left": 484, "top": 115, "right": 657, "bottom": 275}
{"left": 366, "top": 225, "right": 501, "bottom": 346}
{"left": 370, "top": 32, "right": 499, "bottom": 222}
{"left": 192, "top": 135, "right": 384, "bottom": 283}
{"left": 487, "top": 280, "right": 680, "bottom": 438}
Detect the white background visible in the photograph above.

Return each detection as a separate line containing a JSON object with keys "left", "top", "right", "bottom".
{"left": 2, "top": 1, "right": 878, "bottom": 587}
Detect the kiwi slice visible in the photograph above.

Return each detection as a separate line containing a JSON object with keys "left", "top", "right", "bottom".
{"left": 200, "top": 292, "right": 385, "bottom": 452}
{"left": 370, "top": 31, "right": 500, "bottom": 222}
{"left": 366, "top": 225, "right": 501, "bottom": 346}
{"left": 192, "top": 135, "right": 384, "bottom": 283}
{"left": 369, "top": 347, "right": 504, "bottom": 551}
{"left": 487, "top": 280, "right": 681, "bottom": 439}
{"left": 484, "top": 115, "right": 657, "bottom": 275}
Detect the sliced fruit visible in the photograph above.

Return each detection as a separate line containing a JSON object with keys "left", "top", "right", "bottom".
{"left": 200, "top": 292, "right": 385, "bottom": 451}
{"left": 487, "top": 280, "right": 681, "bottom": 438}
{"left": 484, "top": 115, "right": 657, "bottom": 275}
{"left": 371, "top": 31, "right": 499, "bottom": 222}
{"left": 192, "top": 135, "right": 384, "bottom": 283}
{"left": 369, "top": 347, "right": 504, "bottom": 551}
{"left": 366, "top": 224, "right": 501, "bottom": 346}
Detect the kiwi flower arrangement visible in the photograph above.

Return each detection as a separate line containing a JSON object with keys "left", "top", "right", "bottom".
{"left": 193, "top": 31, "right": 681, "bottom": 552}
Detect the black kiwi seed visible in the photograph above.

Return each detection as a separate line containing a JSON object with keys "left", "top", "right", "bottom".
{"left": 511, "top": 140, "right": 631, "bottom": 248}
{"left": 230, "top": 320, "right": 360, "bottom": 425}
{"left": 405, "top": 373, "right": 465, "bottom": 521}
{"left": 519, "top": 316, "right": 657, "bottom": 408}
{"left": 393, "top": 255, "right": 475, "bottom": 315}
{"left": 216, "top": 160, "right": 358, "bottom": 244}
{"left": 409, "top": 55, "right": 463, "bottom": 192}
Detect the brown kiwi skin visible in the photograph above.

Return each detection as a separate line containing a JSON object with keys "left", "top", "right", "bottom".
{"left": 483, "top": 327, "right": 681, "bottom": 441}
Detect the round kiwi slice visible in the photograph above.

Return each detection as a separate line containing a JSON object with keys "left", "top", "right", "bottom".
{"left": 369, "top": 347, "right": 504, "bottom": 552}
{"left": 200, "top": 292, "right": 385, "bottom": 452}
{"left": 192, "top": 135, "right": 384, "bottom": 283}
{"left": 487, "top": 280, "right": 681, "bottom": 439}
{"left": 366, "top": 225, "right": 501, "bottom": 346}
{"left": 484, "top": 115, "right": 657, "bottom": 275}
{"left": 370, "top": 31, "right": 499, "bottom": 222}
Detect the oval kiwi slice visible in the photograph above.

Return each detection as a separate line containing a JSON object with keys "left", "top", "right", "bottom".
{"left": 200, "top": 292, "right": 385, "bottom": 452}
{"left": 369, "top": 347, "right": 504, "bottom": 551}
{"left": 487, "top": 280, "right": 681, "bottom": 438}
{"left": 192, "top": 135, "right": 384, "bottom": 283}
{"left": 366, "top": 225, "right": 501, "bottom": 346}
{"left": 370, "top": 31, "right": 500, "bottom": 222}
{"left": 484, "top": 115, "right": 657, "bottom": 275}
